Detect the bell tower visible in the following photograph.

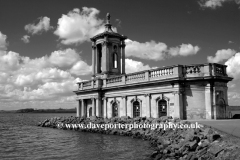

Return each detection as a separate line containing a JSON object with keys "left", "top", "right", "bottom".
{"left": 90, "top": 13, "right": 127, "bottom": 79}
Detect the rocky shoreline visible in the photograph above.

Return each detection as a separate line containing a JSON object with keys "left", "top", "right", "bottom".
{"left": 38, "top": 116, "right": 240, "bottom": 160}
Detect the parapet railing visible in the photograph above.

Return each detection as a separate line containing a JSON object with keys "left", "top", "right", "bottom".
{"left": 126, "top": 71, "right": 145, "bottom": 82}
{"left": 149, "top": 67, "right": 174, "bottom": 79}
{"left": 106, "top": 76, "right": 122, "bottom": 84}
{"left": 77, "top": 63, "right": 228, "bottom": 90}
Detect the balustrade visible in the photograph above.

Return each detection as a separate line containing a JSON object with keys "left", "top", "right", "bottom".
{"left": 77, "top": 63, "right": 228, "bottom": 91}
{"left": 149, "top": 67, "right": 173, "bottom": 78}
{"left": 126, "top": 72, "right": 145, "bottom": 82}
{"left": 215, "top": 64, "right": 224, "bottom": 75}
{"left": 82, "top": 81, "right": 92, "bottom": 87}
{"left": 184, "top": 65, "right": 202, "bottom": 74}
{"left": 106, "top": 76, "right": 122, "bottom": 84}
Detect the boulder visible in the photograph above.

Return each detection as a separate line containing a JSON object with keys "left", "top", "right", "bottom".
{"left": 199, "top": 139, "right": 210, "bottom": 148}
{"left": 120, "top": 116, "right": 129, "bottom": 121}
{"left": 150, "top": 151, "right": 158, "bottom": 158}
{"left": 189, "top": 140, "right": 198, "bottom": 151}
{"left": 208, "top": 144, "right": 224, "bottom": 157}
{"left": 196, "top": 147, "right": 208, "bottom": 157}
{"left": 133, "top": 117, "right": 141, "bottom": 122}
{"left": 89, "top": 116, "right": 97, "bottom": 121}
{"left": 154, "top": 154, "right": 162, "bottom": 160}
{"left": 160, "top": 116, "right": 170, "bottom": 122}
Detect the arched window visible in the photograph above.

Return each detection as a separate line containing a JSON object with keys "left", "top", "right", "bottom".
{"left": 113, "top": 53, "right": 117, "bottom": 68}
{"left": 89, "top": 107, "right": 92, "bottom": 117}
{"left": 112, "top": 102, "right": 118, "bottom": 117}
{"left": 158, "top": 99, "right": 167, "bottom": 117}
{"left": 113, "top": 45, "right": 118, "bottom": 68}
{"left": 133, "top": 101, "right": 140, "bottom": 118}
{"left": 97, "top": 44, "right": 102, "bottom": 73}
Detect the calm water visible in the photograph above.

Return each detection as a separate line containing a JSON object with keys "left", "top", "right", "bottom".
{"left": 0, "top": 113, "right": 153, "bottom": 160}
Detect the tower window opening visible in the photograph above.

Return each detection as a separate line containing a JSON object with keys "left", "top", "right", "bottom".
{"left": 114, "top": 53, "right": 117, "bottom": 68}
{"left": 113, "top": 45, "right": 117, "bottom": 69}
{"left": 97, "top": 44, "right": 102, "bottom": 73}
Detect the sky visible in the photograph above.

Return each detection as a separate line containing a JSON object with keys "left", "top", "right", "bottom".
{"left": 1, "top": 0, "right": 240, "bottom": 110}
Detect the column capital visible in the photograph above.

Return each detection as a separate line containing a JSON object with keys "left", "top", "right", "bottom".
{"left": 121, "top": 96, "right": 127, "bottom": 99}
{"left": 91, "top": 97, "right": 95, "bottom": 100}
{"left": 102, "top": 97, "right": 108, "bottom": 100}
{"left": 92, "top": 45, "right": 96, "bottom": 49}
{"left": 144, "top": 94, "right": 151, "bottom": 97}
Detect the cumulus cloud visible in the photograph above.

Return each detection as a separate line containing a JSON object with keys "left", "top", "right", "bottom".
{"left": 228, "top": 91, "right": 240, "bottom": 105}
{"left": 21, "top": 35, "right": 30, "bottom": 43}
{"left": 125, "top": 58, "right": 152, "bottom": 73}
{"left": 225, "top": 52, "right": 240, "bottom": 79}
{"left": 14, "top": 68, "right": 72, "bottom": 87}
{"left": 0, "top": 31, "right": 8, "bottom": 51}
{"left": 25, "top": 16, "right": 52, "bottom": 35}
{"left": 70, "top": 61, "right": 92, "bottom": 75}
{"left": 169, "top": 44, "right": 200, "bottom": 56}
{"left": 54, "top": 7, "right": 103, "bottom": 44}
{"left": 125, "top": 39, "right": 200, "bottom": 61}
{"left": 54, "top": 7, "right": 117, "bottom": 45}
{"left": 49, "top": 49, "right": 81, "bottom": 68}
{"left": 199, "top": 0, "right": 240, "bottom": 9}
{"left": 125, "top": 39, "right": 168, "bottom": 61}
{"left": 207, "top": 49, "right": 236, "bottom": 63}
{"left": 0, "top": 45, "right": 91, "bottom": 108}
{"left": 0, "top": 51, "right": 21, "bottom": 71}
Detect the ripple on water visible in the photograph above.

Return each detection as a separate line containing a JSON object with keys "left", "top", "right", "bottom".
{"left": 0, "top": 113, "right": 153, "bottom": 160}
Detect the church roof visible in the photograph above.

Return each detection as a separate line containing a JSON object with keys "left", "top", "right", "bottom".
{"left": 90, "top": 13, "right": 127, "bottom": 41}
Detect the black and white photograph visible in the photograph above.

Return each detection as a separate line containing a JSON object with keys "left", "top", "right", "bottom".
{"left": 0, "top": 0, "right": 240, "bottom": 159}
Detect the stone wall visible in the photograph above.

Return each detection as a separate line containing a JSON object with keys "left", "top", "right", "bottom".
{"left": 185, "top": 83, "right": 206, "bottom": 119}
{"left": 76, "top": 80, "right": 230, "bottom": 120}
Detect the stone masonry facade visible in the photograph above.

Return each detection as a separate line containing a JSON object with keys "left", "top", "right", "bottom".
{"left": 73, "top": 13, "right": 233, "bottom": 120}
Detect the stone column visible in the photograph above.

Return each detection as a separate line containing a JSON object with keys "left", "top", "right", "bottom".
{"left": 121, "top": 96, "right": 127, "bottom": 117}
{"left": 121, "top": 42, "right": 126, "bottom": 74}
{"left": 80, "top": 83, "right": 83, "bottom": 90}
{"left": 205, "top": 84, "right": 213, "bottom": 119}
{"left": 173, "top": 91, "right": 183, "bottom": 119}
{"left": 92, "top": 43, "right": 96, "bottom": 76}
{"left": 92, "top": 98, "right": 96, "bottom": 116}
{"left": 145, "top": 94, "right": 151, "bottom": 118}
{"left": 81, "top": 99, "right": 85, "bottom": 117}
{"left": 96, "top": 97, "right": 102, "bottom": 117}
{"left": 76, "top": 100, "right": 81, "bottom": 117}
{"left": 103, "top": 97, "right": 108, "bottom": 118}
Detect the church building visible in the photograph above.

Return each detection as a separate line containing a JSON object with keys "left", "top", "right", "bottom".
{"left": 74, "top": 13, "right": 233, "bottom": 120}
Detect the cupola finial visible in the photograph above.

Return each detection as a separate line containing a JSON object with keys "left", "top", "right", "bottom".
{"left": 106, "top": 13, "right": 111, "bottom": 24}
{"left": 105, "top": 13, "right": 113, "bottom": 32}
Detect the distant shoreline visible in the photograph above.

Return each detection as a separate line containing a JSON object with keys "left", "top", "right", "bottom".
{"left": 0, "top": 108, "right": 76, "bottom": 113}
